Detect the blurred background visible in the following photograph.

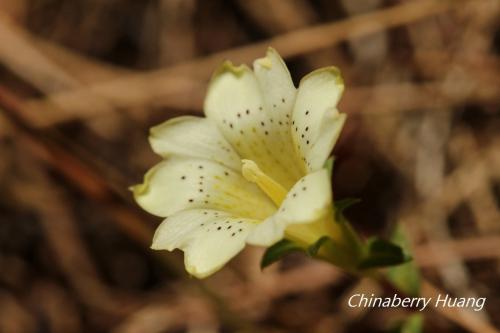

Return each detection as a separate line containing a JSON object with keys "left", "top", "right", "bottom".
{"left": 0, "top": 0, "right": 499, "bottom": 332}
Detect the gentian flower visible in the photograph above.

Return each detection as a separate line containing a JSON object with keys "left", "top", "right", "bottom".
{"left": 132, "top": 48, "right": 346, "bottom": 278}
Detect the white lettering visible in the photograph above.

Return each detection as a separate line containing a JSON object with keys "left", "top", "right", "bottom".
{"left": 348, "top": 294, "right": 361, "bottom": 307}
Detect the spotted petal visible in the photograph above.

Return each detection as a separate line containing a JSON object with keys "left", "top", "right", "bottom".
{"left": 253, "top": 47, "right": 308, "bottom": 177}
{"left": 131, "top": 157, "right": 275, "bottom": 219}
{"left": 253, "top": 47, "right": 296, "bottom": 128}
{"left": 204, "top": 61, "right": 303, "bottom": 189}
{"left": 247, "top": 168, "right": 333, "bottom": 246}
{"left": 291, "top": 68, "right": 345, "bottom": 171}
{"left": 149, "top": 116, "right": 241, "bottom": 170}
{"left": 152, "top": 209, "right": 258, "bottom": 278}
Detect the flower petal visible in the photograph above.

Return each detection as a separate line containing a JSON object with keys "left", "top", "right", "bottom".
{"left": 151, "top": 209, "right": 258, "bottom": 278}
{"left": 204, "top": 61, "right": 303, "bottom": 189}
{"left": 244, "top": 214, "right": 287, "bottom": 247}
{"left": 292, "top": 67, "right": 345, "bottom": 171}
{"left": 304, "top": 111, "right": 346, "bottom": 170}
{"left": 253, "top": 47, "right": 308, "bottom": 177}
{"left": 131, "top": 157, "right": 275, "bottom": 219}
{"left": 253, "top": 47, "right": 296, "bottom": 126}
{"left": 149, "top": 116, "right": 241, "bottom": 170}
{"left": 277, "top": 168, "right": 333, "bottom": 224}
{"left": 247, "top": 168, "right": 332, "bottom": 246}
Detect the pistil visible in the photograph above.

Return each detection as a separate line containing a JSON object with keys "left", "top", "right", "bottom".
{"left": 241, "top": 159, "right": 287, "bottom": 206}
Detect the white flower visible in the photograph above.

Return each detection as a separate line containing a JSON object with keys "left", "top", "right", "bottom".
{"left": 132, "top": 48, "right": 346, "bottom": 278}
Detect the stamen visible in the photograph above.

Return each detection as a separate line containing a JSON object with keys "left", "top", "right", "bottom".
{"left": 241, "top": 159, "right": 287, "bottom": 206}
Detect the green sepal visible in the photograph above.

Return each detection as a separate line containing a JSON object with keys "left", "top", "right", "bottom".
{"left": 260, "top": 239, "right": 304, "bottom": 269}
{"left": 334, "top": 198, "right": 361, "bottom": 221}
{"left": 324, "top": 156, "right": 335, "bottom": 177}
{"left": 333, "top": 208, "right": 364, "bottom": 255}
{"left": 358, "top": 237, "right": 411, "bottom": 270}
{"left": 307, "top": 236, "right": 358, "bottom": 270}
{"left": 307, "top": 236, "right": 331, "bottom": 256}
{"left": 317, "top": 203, "right": 366, "bottom": 270}
{"left": 386, "top": 226, "right": 421, "bottom": 296}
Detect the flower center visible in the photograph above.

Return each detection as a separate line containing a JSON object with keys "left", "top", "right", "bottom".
{"left": 241, "top": 159, "right": 287, "bottom": 207}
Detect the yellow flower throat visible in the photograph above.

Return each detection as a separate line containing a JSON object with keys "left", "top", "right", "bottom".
{"left": 241, "top": 159, "right": 287, "bottom": 206}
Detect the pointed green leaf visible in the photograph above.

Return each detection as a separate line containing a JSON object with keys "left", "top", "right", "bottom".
{"left": 386, "top": 226, "right": 421, "bottom": 296}
{"left": 261, "top": 239, "right": 304, "bottom": 269}
{"left": 358, "top": 238, "right": 411, "bottom": 269}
